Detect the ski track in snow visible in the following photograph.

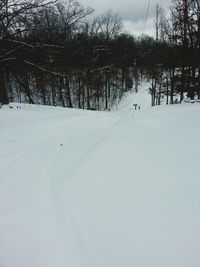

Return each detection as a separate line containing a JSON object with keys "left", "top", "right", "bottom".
{"left": 0, "top": 84, "right": 200, "bottom": 267}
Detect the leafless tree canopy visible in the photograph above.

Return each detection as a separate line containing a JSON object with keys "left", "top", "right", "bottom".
{"left": 0, "top": 0, "right": 200, "bottom": 109}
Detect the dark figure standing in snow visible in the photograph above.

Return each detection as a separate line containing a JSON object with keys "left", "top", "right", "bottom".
{"left": 133, "top": 104, "right": 137, "bottom": 110}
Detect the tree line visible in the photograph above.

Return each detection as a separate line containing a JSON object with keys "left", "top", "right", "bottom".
{"left": 0, "top": 0, "right": 199, "bottom": 109}
{"left": 147, "top": 0, "right": 200, "bottom": 106}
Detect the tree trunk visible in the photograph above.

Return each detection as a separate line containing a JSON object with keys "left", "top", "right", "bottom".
{"left": 65, "top": 79, "right": 73, "bottom": 108}
{"left": 14, "top": 75, "right": 34, "bottom": 104}
{"left": 180, "top": 66, "right": 185, "bottom": 103}
{"left": 166, "top": 78, "right": 169, "bottom": 105}
{"left": 151, "top": 75, "right": 157, "bottom": 106}
{"left": 51, "top": 78, "right": 56, "bottom": 106}
{"left": 0, "top": 70, "right": 9, "bottom": 104}
{"left": 170, "top": 69, "right": 174, "bottom": 104}
{"left": 78, "top": 77, "right": 82, "bottom": 108}
{"left": 58, "top": 77, "right": 65, "bottom": 107}
{"left": 198, "top": 67, "right": 200, "bottom": 99}
{"left": 86, "top": 84, "right": 90, "bottom": 110}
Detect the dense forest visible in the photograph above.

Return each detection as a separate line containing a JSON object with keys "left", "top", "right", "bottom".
{"left": 0, "top": 0, "right": 200, "bottom": 109}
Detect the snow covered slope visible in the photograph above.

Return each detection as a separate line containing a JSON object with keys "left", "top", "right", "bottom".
{"left": 0, "top": 89, "right": 200, "bottom": 267}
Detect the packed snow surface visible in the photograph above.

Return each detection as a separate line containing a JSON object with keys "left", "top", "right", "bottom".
{"left": 0, "top": 88, "right": 200, "bottom": 267}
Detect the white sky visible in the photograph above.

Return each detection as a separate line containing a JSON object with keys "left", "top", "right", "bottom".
{"left": 79, "top": 0, "right": 172, "bottom": 36}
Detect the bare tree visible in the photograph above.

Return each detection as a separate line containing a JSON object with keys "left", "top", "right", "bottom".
{"left": 92, "top": 10, "right": 123, "bottom": 41}
{"left": 0, "top": 0, "right": 56, "bottom": 38}
{"left": 155, "top": 4, "right": 167, "bottom": 42}
{"left": 55, "top": 0, "right": 94, "bottom": 40}
{"left": 0, "top": 0, "right": 57, "bottom": 104}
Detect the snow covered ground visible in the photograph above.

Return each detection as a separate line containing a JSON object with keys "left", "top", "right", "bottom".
{"left": 0, "top": 86, "right": 200, "bottom": 267}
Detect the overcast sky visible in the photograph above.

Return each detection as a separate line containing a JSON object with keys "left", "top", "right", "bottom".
{"left": 79, "top": 0, "right": 172, "bottom": 36}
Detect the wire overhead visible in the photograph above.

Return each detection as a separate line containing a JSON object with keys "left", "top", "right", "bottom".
{"left": 143, "top": 0, "right": 151, "bottom": 34}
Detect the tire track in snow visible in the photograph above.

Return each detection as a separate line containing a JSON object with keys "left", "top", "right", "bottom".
{"left": 26, "top": 113, "right": 121, "bottom": 267}
{"left": 53, "top": 115, "right": 121, "bottom": 183}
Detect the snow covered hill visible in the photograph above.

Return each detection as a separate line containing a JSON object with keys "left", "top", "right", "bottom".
{"left": 0, "top": 88, "right": 200, "bottom": 267}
